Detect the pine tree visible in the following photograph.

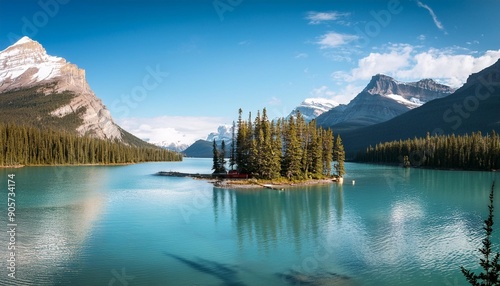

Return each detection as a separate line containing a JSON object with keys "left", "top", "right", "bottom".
{"left": 322, "top": 129, "right": 333, "bottom": 176}
{"left": 333, "top": 134, "right": 345, "bottom": 178}
{"left": 219, "top": 140, "right": 227, "bottom": 173}
{"left": 461, "top": 182, "right": 500, "bottom": 286}
{"left": 282, "top": 115, "right": 303, "bottom": 180}
{"left": 229, "top": 121, "right": 236, "bottom": 171}
{"left": 212, "top": 139, "right": 221, "bottom": 174}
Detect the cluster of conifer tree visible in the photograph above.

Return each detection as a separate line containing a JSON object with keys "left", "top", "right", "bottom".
{"left": 218, "top": 108, "right": 345, "bottom": 180}
{"left": 356, "top": 131, "right": 500, "bottom": 170}
{"left": 0, "top": 123, "right": 182, "bottom": 166}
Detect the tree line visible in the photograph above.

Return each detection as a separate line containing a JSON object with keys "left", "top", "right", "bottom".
{"left": 356, "top": 131, "right": 500, "bottom": 171}
{"left": 213, "top": 108, "right": 345, "bottom": 180}
{"left": 0, "top": 123, "right": 182, "bottom": 166}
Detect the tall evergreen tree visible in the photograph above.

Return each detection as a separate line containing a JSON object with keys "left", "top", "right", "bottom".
{"left": 334, "top": 134, "right": 346, "bottom": 178}
{"left": 322, "top": 129, "right": 334, "bottom": 176}
{"left": 229, "top": 121, "right": 236, "bottom": 171}
{"left": 212, "top": 139, "right": 221, "bottom": 173}
{"left": 219, "top": 140, "right": 227, "bottom": 173}
{"left": 461, "top": 182, "right": 500, "bottom": 286}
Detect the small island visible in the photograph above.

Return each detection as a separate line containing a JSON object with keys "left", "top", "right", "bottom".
{"left": 159, "top": 108, "right": 346, "bottom": 189}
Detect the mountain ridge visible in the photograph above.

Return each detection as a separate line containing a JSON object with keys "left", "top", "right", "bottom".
{"left": 0, "top": 37, "right": 142, "bottom": 145}
{"left": 341, "top": 59, "right": 500, "bottom": 155}
{"left": 316, "top": 74, "right": 455, "bottom": 131}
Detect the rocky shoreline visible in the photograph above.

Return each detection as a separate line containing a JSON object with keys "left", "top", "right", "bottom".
{"left": 210, "top": 178, "right": 341, "bottom": 190}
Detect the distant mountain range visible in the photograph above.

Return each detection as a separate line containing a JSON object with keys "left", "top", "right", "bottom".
{"left": 339, "top": 59, "right": 500, "bottom": 155}
{"left": 0, "top": 37, "right": 154, "bottom": 147}
{"left": 183, "top": 62, "right": 500, "bottom": 159}
{"left": 316, "top": 74, "right": 455, "bottom": 132}
{"left": 183, "top": 125, "right": 233, "bottom": 157}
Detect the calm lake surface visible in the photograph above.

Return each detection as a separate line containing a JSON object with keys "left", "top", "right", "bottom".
{"left": 1, "top": 158, "right": 500, "bottom": 285}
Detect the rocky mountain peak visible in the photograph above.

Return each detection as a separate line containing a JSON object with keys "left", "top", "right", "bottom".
{"left": 363, "top": 73, "right": 455, "bottom": 101}
{"left": 0, "top": 37, "right": 90, "bottom": 95}
{"left": 0, "top": 37, "right": 122, "bottom": 141}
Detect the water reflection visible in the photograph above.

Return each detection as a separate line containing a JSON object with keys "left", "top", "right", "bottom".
{"left": 0, "top": 167, "right": 106, "bottom": 286}
{"left": 213, "top": 184, "right": 344, "bottom": 252}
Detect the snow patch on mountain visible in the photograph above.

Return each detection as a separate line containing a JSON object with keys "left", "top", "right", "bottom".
{"left": 383, "top": 94, "right": 421, "bottom": 109}
{"left": 288, "top": 97, "right": 339, "bottom": 121}
{"left": 0, "top": 37, "right": 122, "bottom": 140}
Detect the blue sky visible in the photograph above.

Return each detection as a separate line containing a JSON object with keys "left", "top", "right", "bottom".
{"left": 1, "top": 0, "right": 500, "bottom": 145}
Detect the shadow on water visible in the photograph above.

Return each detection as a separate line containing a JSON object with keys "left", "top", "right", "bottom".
{"left": 163, "top": 252, "right": 247, "bottom": 286}
{"left": 277, "top": 269, "right": 356, "bottom": 286}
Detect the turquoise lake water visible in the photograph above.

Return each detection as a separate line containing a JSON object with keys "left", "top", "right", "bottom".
{"left": 1, "top": 158, "right": 500, "bottom": 285}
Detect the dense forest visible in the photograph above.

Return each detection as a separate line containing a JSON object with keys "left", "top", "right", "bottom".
{"left": 356, "top": 131, "right": 500, "bottom": 171}
{"left": 212, "top": 108, "right": 345, "bottom": 180}
{"left": 0, "top": 123, "right": 182, "bottom": 166}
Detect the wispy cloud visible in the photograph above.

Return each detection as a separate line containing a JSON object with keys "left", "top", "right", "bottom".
{"left": 268, "top": 96, "right": 282, "bottom": 106}
{"left": 416, "top": 1, "right": 446, "bottom": 33}
{"left": 316, "top": 32, "right": 359, "bottom": 49}
{"left": 305, "top": 11, "right": 350, "bottom": 25}
{"left": 294, "top": 52, "right": 309, "bottom": 59}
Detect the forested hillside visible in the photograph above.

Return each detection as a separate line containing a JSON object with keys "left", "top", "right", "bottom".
{"left": 356, "top": 131, "right": 500, "bottom": 171}
{"left": 0, "top": 123, "right": 182, "bottom": 166}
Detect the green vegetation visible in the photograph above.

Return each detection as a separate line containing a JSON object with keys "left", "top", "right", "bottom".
{"left": 233, "top": 108, "right": 345, "bottom": 180}
{"left": 356, "top": 131, "right": 500, "bottom": 171}
{"left": 0, "top": 123, "right": 182, "bottom": 166}
{"left": 0, "top": 84, "right": 85, "bottom": 133}
{"left": 461, "top": 182, "right": 500, "bottom": 285}
{"left": 212, "top": 139, "right": 227, "bottom": 173}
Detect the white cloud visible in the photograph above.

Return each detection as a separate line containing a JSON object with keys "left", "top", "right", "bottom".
{"left": 117, "top": 116, "right": 228, "bottom": 146}
{"left": 316, "top": 32, "right": 359, "bottom": 49}
{"left": 417, "top": 34, "right": 426, "bottom": 41}
{"left": 333, "top": 45, "right": 500, "bottom": 88}
{"left": 398, "top": 49, "right": 500, "bottom": 87}
{"left": 310, "top": 86, "right": 336, "bottom": 98}
{"left": 306, "top": 11, "right": 349, "bottom": 24}
{"left": 334, "top": 44, "right": 413, "bottom": 81}
{"left": 416, "top": 1, "right": 446, "bottom": 33}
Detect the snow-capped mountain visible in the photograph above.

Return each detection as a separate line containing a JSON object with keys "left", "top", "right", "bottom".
{"left": 147, "top": 140, "right": 189, "bottom": 152}
{"left": 288, "top": 97, "right": 339, "bottom": 121}
{"left": 340, "top": 59, "right": 500, "bottom": 153}
{"left": 316, "top": 74, "right": 455, "bottom": 130}
{"left": 0, "top": 37, "right": 125, "bottom": 141}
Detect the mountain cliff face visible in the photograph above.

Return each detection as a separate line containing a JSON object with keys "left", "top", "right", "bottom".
{"left": 316, "top": 75, "right": 455, "bottom": 131}
{"left": 0, "top": 37, "right": 123, "bottom": 141}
